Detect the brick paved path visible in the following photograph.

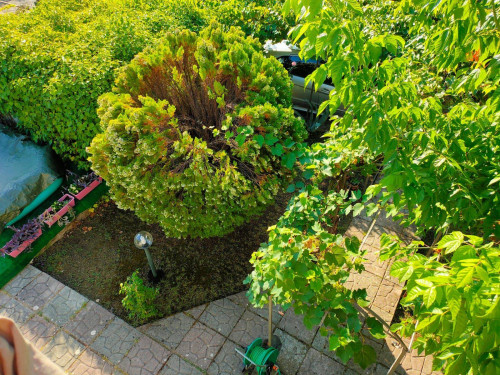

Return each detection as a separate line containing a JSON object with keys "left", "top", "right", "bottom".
{"left": 0, "top": 214, "right": 439, "bottom": 375}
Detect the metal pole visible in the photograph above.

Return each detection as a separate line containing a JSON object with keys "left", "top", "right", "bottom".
{"left": 268, "top": 295, "right": 273, "bottom": 348}
{"left": 144, "top": 248, "right": 157, "bottom": 278}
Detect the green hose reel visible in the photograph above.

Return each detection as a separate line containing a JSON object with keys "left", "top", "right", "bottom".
{"left": 236, "top": 337, "right": 280, "bottom": 375}
{"left": 235, "top": 296, "right": 282, "bottom": 374}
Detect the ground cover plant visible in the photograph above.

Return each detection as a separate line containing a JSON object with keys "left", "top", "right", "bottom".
{"left": 0, "top": 0, "right": 292, "bottom": 166}
{"left": 88, "top": 24, "right": 307, "bottom": 238}
{"left": 247, "top": 0, "right": 500, "bottom": 373}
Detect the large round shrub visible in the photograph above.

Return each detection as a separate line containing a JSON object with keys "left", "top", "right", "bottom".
{"left": 88, "top": 25, "right": 307, "bottom": 238}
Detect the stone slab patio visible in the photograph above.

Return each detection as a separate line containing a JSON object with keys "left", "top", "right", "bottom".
{"left": 0, "top": 212, "right": 440, "bottom": 375}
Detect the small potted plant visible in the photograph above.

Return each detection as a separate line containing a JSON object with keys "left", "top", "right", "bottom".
{"left": 66, "top": 171, "right": 103, "bottom": 200}
{"left": 42, "top": 194, "right": 76, "bottom": 227}
{"left": 1, "top": 218, "right": 43, "bottom": 258}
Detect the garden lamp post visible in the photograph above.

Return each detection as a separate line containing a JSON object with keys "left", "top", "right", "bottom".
{"left": 134, "top": 231, "right": 157, "bottom": 278}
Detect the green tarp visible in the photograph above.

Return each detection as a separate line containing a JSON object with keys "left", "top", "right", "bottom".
{"left": 0, "top": 124, "right": 62, "bottom": 231}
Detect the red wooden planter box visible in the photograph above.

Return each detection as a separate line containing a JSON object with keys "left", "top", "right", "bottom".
{"left": 2, "top": 228, "right": 42, "bottom": 258}
{"left": 43, "top": 194, "right": 76, "bottom": 227}
{"left": 71, "top": 177, "right": 103, "bottom": 200}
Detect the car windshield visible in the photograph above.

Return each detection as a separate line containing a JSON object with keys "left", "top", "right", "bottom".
{"left": 278, "top": 55, "right": 332, "bottom": 86}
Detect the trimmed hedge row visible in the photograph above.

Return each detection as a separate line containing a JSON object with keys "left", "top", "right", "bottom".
{"left": 0, "top": 0, "right": 291, "bottom": 166}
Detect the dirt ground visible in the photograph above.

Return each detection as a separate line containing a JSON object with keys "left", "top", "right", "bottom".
{"left": 33, "top": 195, "right": 291, "bottom": 325}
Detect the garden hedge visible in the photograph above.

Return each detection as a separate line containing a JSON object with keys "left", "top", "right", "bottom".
{"left": 88, "top": 24, "right": 307, "bottom": 238}
{"left": 0, "top": 0, "right": 290, "bottom": 166}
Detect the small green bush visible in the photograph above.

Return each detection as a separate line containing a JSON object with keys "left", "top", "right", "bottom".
{"left": 88, "top": 24, "right": 307, "bottom": 238}
{"left": 119, "top": 270, "right": 159, "bottom": 324}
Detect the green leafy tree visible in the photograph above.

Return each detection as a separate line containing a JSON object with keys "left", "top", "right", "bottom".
{"left": 88, "top": 24, "right": 307, "bottom": 238}
{"left": 246, "top": 186, "right": 387, "bottom": 369}
{"left": 381, "top": 234, "right": 500, "bottom": 374}
{"left": 248, "top": 0, "right": 500, "bottom": 372}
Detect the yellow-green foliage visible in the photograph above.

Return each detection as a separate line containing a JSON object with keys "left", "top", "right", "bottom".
{"left": 0, "top": 0, "right": 207, "bottom": 165}
{"left": 88, "top": 25, "right": 307, "bottom": 238}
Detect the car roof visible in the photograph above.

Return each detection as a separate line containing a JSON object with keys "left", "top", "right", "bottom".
{"left": 264, "top": 40, "right": 300, "bottom": 57}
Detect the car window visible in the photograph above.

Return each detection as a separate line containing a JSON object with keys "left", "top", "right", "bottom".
{"left": 278, "top": 55, "right": 333, "bottom": 86}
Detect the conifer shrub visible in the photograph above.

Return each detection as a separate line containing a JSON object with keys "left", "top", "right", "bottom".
{"left": 88, "top": 24, "right": 307, "bottom": 238}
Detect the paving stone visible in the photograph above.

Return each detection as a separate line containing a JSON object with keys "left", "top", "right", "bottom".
{"left": 311, "top": 331, "right": 344, "bottom": 363}
{"left": 199, "top": 298, "right": 244, "bottom": 336}
{"left": 160, "top": 355, "right": 203, "bottom": 375}
{"left": 371, "top": 336, "right": 402, "bottom": 369}
{"left": 274, "top": 329, "right": 307, "bottom": 375}
{"left": 68, "top": 348, "right": 115, "bottom": 375}
{"left": 0, "top": 298, "right": 33, "bottom": 324}
{"left": 0, "top": 292, "right": 14, "bottom": 308}
{"left": 361, "top": 244, "right": 389, "bottom": 278}
{"left": 396, "top": 348, "right": 426, "bottom": 375}
{"left": 421, "top": 354, "right": 434, "bottom": 375}
{"left": 248, "top": 301, "right": 283, "bottom": 325}
{"left": 370, "top": 280, "right": 403, "bottom": 320}
{"left": 227, "top": 291, "right": 250, "bottom": 308}
{"left": 298, "top": 348, "right": 346, "bottom": 375}
{"left": 345, "top": 271, "right": 381, "bottom": 302}
{"left": 184, "top": 304, "right": 206, "bottom": 320}
{"left": 3, "top": 265, "right": 41, "bottom": 296}
{"left": 207, "top": 339, "right": 245, "bottom": 375}
{"left": 43, "top": 330, "right": 85, "bottom": 370}
{"left": 139, "top": 312, "right": 195, "bottom": 349}
{"left": 278, "top": 308, "right": 317, "bottom": 345}
{"left": 90, "top": 317, "right": 141, "bottom": 365}
{"left": 119, "top": 335, "right": 170, "bottom": 375}
{"left": 368, "top": 305, "right": 394, "bottom": 325}
{"left": 65, "top": 301, "right": 114, "bottom": 345}
{"left": 176, "top": 322, "right": 225, "bottom": 370}
{"left": 42, "top": 286, "right": 88, "bottom": 326}
{"left": 19, "top": 315, "right": 58, "bottom": 350}
{"left": 16, "top": 272, "right": 64, "bottom": 309}
{"left": 229, "top": 310, "right": 268, "bottom": 347}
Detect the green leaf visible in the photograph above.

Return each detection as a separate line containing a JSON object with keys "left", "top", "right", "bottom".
{"left": 309, "top": 0, "right": 323, "bottom": 17}
{"left": 271, "top": 143, "right": 283, "bottom": 156}
{"left": 366, "top": 203, "right": 379, "bottom": 216}
{"left": 453, "top": 308, "right": 468, "bottom": 338}
{"left": 254, "top": 134, "right": 265, "bottom": 146}
{"left": 352, "top": 203, "right": 364, "bottom": 216}
{"left": 329, "top": 334, "right": 340, "bottom": 350}
{"left": 475, "top": 265, "right": 489, "bottom": 283}
{"left": 235, "top": 133, "right": 247, "bottom": 146}
{"left": 264, "top": 133, "right": 279, "bottom": 146}
{"left": 353, "top": 345, "right": 376, "bottom": 369}
{"left": 456, "top": 267, "right": 474, "bottom": 288}
{"left": 303, "top": 169, "right": 315, "bottom": 179}
{"left": 405, "top": 285, "right": 422, "bottom": 302}
{"left": 366, "top": 317, "right": 386, "bottom": 339}
{"left": 416, "top": 279, "right": 434, "bottom": 288}
{"left": 346, "top": 0, "right": 362, "bottom": 14}
{"left": 286, "top": 184, "right": 296, "bottom": 193}
{"left": 446, "top": 287, "right": 461, "bottom": 320}
{"left": 438, "top": 232, "right": 464, "bottom": 254}
{"left": 423, "top": 287, "right": 437, "bottom": 307}
{"left": 416, "top": 315, "right": 439, "bottom": 331}
{"left": 285, "top": 152, "right": 297, "bottom": 169}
